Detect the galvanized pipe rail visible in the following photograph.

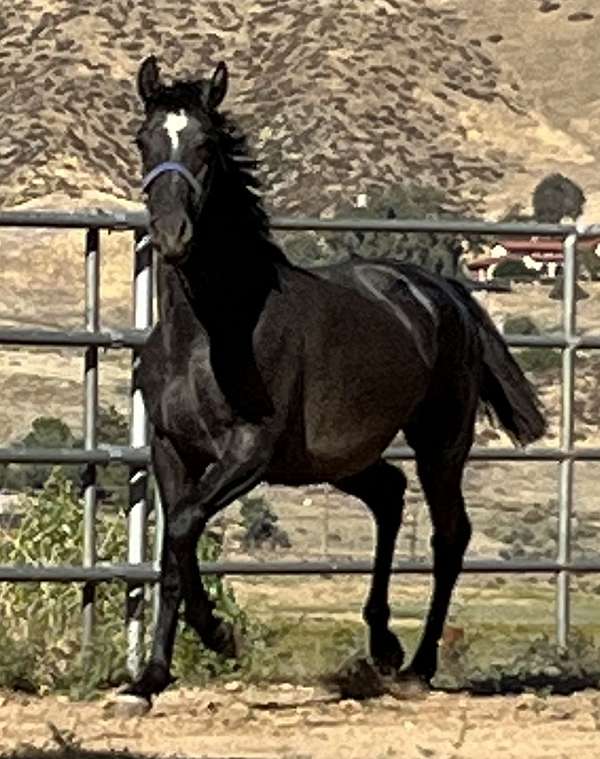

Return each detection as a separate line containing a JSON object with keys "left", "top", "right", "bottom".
{"left": 0, "top": 558, "right": 599, "bottom": 583}
{"left": 1, "top": 208, "right": 598, "bottom": 665}
{"left": 2, "top": 208, "right": 600, "bottom": 237}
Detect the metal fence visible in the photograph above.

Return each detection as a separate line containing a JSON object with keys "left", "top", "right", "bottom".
{"left": 2, "top": 209, "right": 600, "bottom": 674}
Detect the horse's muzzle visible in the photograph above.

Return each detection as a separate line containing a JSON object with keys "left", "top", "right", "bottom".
{"left": 150, "top": 212, "right": 193, "bottom": 260}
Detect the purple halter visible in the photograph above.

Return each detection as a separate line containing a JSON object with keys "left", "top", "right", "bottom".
{"left": 141, "top": 161, "right": 203, "bottom": 197}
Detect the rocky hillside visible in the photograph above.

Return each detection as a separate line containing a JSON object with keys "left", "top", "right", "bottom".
{"left": 0, "top": 0, "right": 572, "bottom": 217}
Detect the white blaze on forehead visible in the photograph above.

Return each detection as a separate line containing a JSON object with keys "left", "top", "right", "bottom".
{"left": 163, "top": 110, "right": 189, "bottom": 154}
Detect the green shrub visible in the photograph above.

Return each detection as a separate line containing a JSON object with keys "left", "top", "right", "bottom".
{"left": 3, "top": 417, "right": 77, "bottom": 492}
{"left": 325, "top": 182, "right": 478, "bottom": 278}
{"left": 492, "top": 258, "right": 537, "bottom": 282}
{"left": 280, "top": 232, "right": 333, "bottom": 267}
{"left": 516, "top": 347, "right": 562, "bottom": 374}
{"left": 0, "top": 468, "right": 127, "bottom": 696}
{"left": 580, "top": 248, "right": 600, "bottom": 281}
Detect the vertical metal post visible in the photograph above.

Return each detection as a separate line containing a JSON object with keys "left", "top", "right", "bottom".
{"left": 152, "top": 483, "right": 164, "bottom": 628}
{"left": 556, "top": 232, "right": 577, "bottom": 649}
{"left": 82, "top": 227, "right": 100, "bottom": 653}
{"left": 126, "top": 230, "right": 153, "bottom": 678}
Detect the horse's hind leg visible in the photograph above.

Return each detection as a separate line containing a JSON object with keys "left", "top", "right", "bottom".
{"left": 336, "top": 459, "right": 407, "bottom": 673}
{"left": 406, "top": 443, "right": 472, "bottom": 684}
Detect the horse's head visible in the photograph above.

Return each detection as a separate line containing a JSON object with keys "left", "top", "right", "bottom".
{"left": 135, "top": 56, "right": 228, "bottom": 262}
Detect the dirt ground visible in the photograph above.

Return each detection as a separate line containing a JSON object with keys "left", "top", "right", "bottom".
{"left": 2, "top": 685, "right": 600, "bottom": 759}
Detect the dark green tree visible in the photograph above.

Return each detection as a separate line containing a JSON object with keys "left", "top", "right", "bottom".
{"left": 7, "top": 417, "right": 77, "bottom": 491}
{"left": 3, "top": 406, "right": 131, "bottom": 502}
{"left": 325, "top": 182, "right": 477, "bottom": 279}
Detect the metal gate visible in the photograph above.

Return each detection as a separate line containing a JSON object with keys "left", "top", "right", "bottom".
{"left": 1, "top": 208, "right": 600, "bottom": 674}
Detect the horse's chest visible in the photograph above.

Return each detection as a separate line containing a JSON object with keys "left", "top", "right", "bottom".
{"left": 138, "top": 335, "right": 229, "bottom": 446}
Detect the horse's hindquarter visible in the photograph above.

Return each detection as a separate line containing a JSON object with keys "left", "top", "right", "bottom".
{"left": 260, "top": 271, "right": 432, "bottom": 479}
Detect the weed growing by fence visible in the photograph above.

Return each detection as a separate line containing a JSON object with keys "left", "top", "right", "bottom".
{"left": 0, "top": 468, "right": 253, "bottom": 697}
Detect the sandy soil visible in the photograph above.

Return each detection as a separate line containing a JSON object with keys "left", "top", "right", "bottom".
{"left": 2, "top": 685, "right": 600, "bottom": 759}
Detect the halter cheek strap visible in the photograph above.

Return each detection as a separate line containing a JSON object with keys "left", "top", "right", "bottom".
{"left": 141, "top": 161, "right": 204, "bottom": 197}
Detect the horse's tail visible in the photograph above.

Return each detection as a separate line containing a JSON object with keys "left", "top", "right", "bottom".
{"left": 446, "top": 280, "right": 547, "bottom": 446}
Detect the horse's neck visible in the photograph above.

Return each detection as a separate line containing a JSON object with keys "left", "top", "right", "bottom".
{"left": 156, "top": 237, "right": 281, "bottom": 338}
{"left": 156, "top": 170, "right": 286, "bottom": 333}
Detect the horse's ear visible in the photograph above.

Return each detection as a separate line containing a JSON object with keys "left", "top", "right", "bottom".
{"left": 205, "top": 61, "right": 228, "bottom": 110}
{"left": 138, "top": 55, "right": 162, "bottom": 103}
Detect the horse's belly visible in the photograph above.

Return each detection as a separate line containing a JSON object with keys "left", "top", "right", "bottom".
{"left": 300, "top": 335, "right": 429, "bottom": 479}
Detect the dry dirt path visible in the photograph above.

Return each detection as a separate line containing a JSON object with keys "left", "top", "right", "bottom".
{"left": 1, "top": 685, "right": 600, "bottom": 759}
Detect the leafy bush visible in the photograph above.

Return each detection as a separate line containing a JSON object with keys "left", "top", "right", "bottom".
{"left": 0, "top": 469, "right": 127, "bottom": 695}
{"left": 2, "top": 417, "right": 77, "bottom": 492}
{"left": 580, "top": 247, "right": 600, "bottom": 281}
{"left": 515, "top": 347, "right": 562, "bottom": 374}
{"left": 280, "top": 232, "right": 332, "bottom": 267}
{"left": 321, "top": 182, "right": 480, "bottom": 278}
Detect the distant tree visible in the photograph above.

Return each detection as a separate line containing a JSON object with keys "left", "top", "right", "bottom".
{"left": 326, "top": 182, "right": 477, "bottom": 279}
{"left": 97, "top": 404, "right": 129, "bottom": 446}
{"left": 492, "top": 258, "right": 537, "bottom": 283}
{"left": 239, "top": 495, "right": 291, "bottom": 551}
{"left": 3, "top": 406, "right": 131, "bottom": 502}
{"left": 532, "top": 173, "right": 586, "bottom": 223}
{"left": 10, "top": 417, "right": 77, "bottom": 491}
{"left": 74, "top": 404, "right": 130, "bottom": 507}
{"left": 22, "top": 417, "right": 74, "bottom": 449}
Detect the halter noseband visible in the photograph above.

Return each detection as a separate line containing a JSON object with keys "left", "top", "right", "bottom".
{"left": 141, "top": 161, "right": 204, "bottom": 197}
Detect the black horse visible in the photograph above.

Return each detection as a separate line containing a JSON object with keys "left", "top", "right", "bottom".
{"left": 122, "top": 56, "right": 546, "bottom": 707}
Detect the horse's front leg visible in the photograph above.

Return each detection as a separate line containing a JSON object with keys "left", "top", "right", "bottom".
{"left": 120, "top": 426, "right": 271, "bottom": 707}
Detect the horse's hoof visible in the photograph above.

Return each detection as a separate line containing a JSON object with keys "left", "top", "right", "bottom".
{"left": 103, "top": 693, "right": 152, "bottom": 718}
{"left": 370, "top": 630, "right": 405, "bottom": 674}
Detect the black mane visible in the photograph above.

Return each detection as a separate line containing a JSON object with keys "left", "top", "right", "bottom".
{"left": 214, "top": 110, "right": 273, "bottom": 242}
